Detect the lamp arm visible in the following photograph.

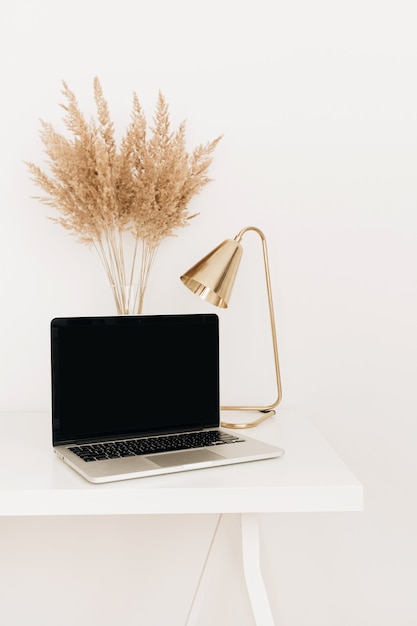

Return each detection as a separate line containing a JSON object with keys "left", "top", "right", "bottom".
{"left": 220, "top": 226, "right": 283, "bottom": 426}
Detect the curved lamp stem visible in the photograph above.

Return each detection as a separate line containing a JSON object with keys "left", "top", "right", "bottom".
{"left": 220, "top": 226, "right": 282, "bottom": 429}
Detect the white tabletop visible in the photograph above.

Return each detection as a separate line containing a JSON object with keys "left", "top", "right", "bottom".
{"left": 0, "top": 408, "right": 363, "bottom": 516}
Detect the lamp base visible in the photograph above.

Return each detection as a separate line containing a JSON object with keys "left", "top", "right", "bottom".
{"left": 220, "top": 409, "right": 276, "bottom": 429}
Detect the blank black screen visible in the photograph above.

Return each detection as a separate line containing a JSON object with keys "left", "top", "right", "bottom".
{"left": 51, "top": 314, "right": 220, "bottom": 445}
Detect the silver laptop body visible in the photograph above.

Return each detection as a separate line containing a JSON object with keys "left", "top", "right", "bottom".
{"left": 51, "top": 314, "right": 283, "bottom": 483}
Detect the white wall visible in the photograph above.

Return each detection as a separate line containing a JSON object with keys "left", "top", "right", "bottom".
{"left": 0, "top": 0, "right": 416, "bottom": 624}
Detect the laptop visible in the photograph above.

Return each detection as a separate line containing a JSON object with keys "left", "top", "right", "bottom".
{"left": 51, "top": 314, "right": 284, "bottom": 483}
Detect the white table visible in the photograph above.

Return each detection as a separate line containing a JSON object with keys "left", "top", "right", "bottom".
{"left": 0, "top": 408, "right": 363, "bottom": 624}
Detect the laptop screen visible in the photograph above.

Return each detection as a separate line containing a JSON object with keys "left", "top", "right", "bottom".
{"left": 51, "top": 314, "right": 220, "bottom": 445}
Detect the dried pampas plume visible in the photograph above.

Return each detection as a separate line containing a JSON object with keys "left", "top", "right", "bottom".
{"left": 26, "top": 77, "right": 222, "bottom": 313}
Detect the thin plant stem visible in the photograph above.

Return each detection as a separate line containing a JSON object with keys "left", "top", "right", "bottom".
{"left": 137, "top": 241, "right": 158, "bottom": 314}
{"left": 94, "top": 230, "right": 158, "bottom": 314}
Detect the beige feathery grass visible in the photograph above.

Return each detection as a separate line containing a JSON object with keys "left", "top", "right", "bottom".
{"left": 27, "top": 78, "right": 222, "bottom": 313}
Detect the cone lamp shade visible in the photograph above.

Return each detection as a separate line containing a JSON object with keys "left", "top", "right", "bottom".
{"left": 180, "top": 239, "right": 243, "bottom": 308}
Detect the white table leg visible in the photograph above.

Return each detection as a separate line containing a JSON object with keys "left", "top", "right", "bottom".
{"left": 241, "top": 513, "right": 275, "bottom": 625}
{"left": 185, "top": 513, "right": 223, "bottom": 626}
{"left": 185, "top": 513, "right": 275, "bottom": 625}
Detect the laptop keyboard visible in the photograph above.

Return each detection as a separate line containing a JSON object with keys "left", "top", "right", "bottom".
{"left": 69, "top": 430, "right": 244, "bottom": 462}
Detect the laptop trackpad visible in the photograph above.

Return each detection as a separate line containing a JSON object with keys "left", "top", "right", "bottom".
{"left": 149, "top": 449, "right": 223, "bottom": 468}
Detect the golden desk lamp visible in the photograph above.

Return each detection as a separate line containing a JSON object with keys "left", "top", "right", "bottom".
{"left": 180, "top": 226, "right": 282, "bottom": 429}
